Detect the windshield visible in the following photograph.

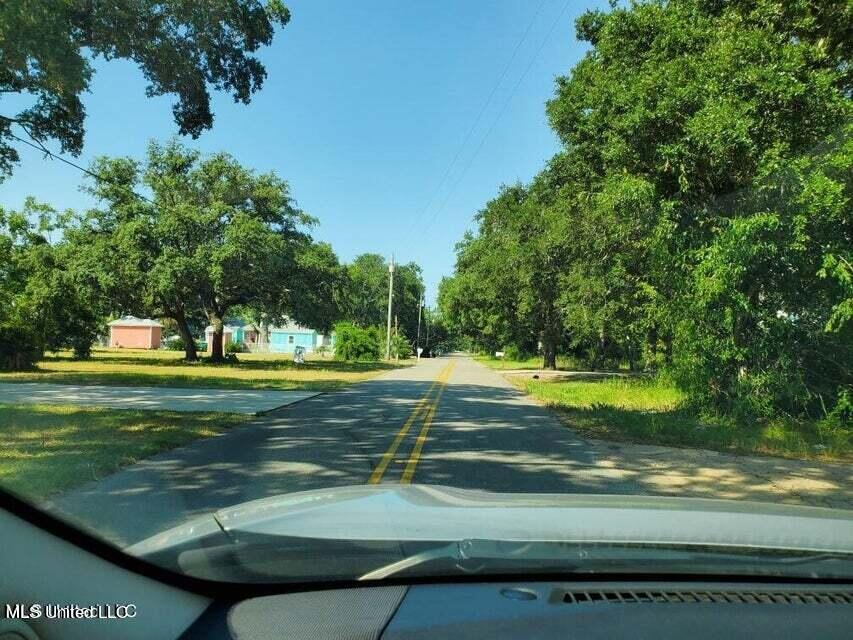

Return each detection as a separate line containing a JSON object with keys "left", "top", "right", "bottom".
{"left": 0, "top": 0, "right": 850, "bottom": 587}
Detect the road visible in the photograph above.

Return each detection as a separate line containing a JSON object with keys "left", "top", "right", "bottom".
{"left": 52, "top": 354, "right": 852, "bottom": 546}
{"left": 52, "top": 355, "right": 637, "bottom": 545}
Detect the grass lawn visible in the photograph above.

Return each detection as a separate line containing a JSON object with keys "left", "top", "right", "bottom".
{"left": 0, "top": 348, "right": 405, "bottom": 391}
{"left": 0, "top": 403, "right": 250, "bottom": 499}
{"left": 513, "top": 376, "right": 851, "bottom": 462}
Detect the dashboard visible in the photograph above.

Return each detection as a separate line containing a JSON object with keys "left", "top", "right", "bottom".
{"left": 181, "top": 581, "right": 853, "bottom": 639}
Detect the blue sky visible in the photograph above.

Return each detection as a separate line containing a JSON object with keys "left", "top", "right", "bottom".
{"left": 0, "top": 0, "right": 603, "bottom": 305}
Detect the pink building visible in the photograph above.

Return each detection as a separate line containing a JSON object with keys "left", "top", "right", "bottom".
{"left": 108, "top": 316, "right": 163, "bottom": 349}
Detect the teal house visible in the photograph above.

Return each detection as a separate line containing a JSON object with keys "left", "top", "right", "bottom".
{"left": 269, "top": 322, "right": 332, "bottom": 353}
{"left": 203, "top": 321, "right": 332, "bottom": 353}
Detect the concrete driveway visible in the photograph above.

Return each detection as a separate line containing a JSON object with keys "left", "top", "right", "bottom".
{"left": 0, "top": 382, "right": 319, "bottom": 415}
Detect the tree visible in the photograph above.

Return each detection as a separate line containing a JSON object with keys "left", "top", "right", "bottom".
{"left": 443, "top": 0, "right": 851, "bottom": 415}
{"left": 439, "top": 181, "right": 569, "bottom": 369}
{"left": 0, "top": 198, "right": 108, "bottom": 365}
{"left": 344, "top": 253, "right": 424, "bottom": 344}
{"left": 0, "top": 0, "right": 291, "bottom": 178}
{"left": 542, "top": 0, "right": 851, "bottom": 411}
{"left": 287, "top": 242, "right": 349, "bottom": 334}
{"left": 81, "top": 139, "right": 314, "bottom": 361}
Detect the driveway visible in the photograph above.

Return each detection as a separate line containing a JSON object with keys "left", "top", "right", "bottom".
{"left": 49, "top": 355, "right": 852, "bottom": 546}
{"left": 0, "top": 382, "right": 319, "bottom": 415}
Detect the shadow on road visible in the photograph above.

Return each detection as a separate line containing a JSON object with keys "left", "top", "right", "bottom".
{"left": 42, "top": 367, "right": 853, "bottom": 546}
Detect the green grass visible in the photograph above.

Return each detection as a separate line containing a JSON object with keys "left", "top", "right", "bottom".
{"left": 0, "top": 403, "right": 250, "bottom": 499}
{"left": 515, "top": 376, "right": 851, "bottom": 462}
{"left": 0, "top": 348, "right": 405, "bottom": 391}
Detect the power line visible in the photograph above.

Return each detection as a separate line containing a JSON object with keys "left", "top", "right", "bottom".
{"left": 5, "top": 128, "right": 154, "bottom": 204}
{"left": 399, "top": 0, "right": 547, "bottom": 245}
{"left": 403, "top": 0, "right": 571, "bottom": 254}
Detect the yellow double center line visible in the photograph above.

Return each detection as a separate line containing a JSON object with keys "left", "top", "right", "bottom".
{"left": 368, "top": 361, "right": 456, "bottom": 484}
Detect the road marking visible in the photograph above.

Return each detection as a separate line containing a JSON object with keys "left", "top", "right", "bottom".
{"left": 400, "top": 361, "right": 456, "bottom": 484}
{"left": 367, "top": 362, "right": 453, "bottom": 484}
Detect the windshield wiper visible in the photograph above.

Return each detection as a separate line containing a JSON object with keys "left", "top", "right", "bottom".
{"left": 358, "top": 539, "right": 853, "bottom": 581}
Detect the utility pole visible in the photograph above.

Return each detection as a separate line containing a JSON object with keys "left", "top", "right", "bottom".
{"left": 424, "top": 305, "right": 430, "bottom": 353}
{"left": 385, "top": 254, "right": 394, "bottom": 360}
{"left": 415, "top": 290, "right": 423, "bottom": 354}
{"left": 394, "top": 314, "right": 399, "bottom": 362}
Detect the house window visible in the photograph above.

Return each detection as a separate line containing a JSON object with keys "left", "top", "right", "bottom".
{"left": 288, "top": 335, "right": 294, "bottom": 344}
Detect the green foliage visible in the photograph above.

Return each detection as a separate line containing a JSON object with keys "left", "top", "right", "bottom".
{"left": 0, "top": 324, "right": 42, "bottom": 371}
{"left": 503, "top": 345, "right": 530, "bottom": 362}
{"left": 344, "top": 254, "right": 424, "bottom": 343}
{"left": 165, "top": 338, "right": 186, "bottom": 351}
{"left": 443, "top": 0, "right": 852, "bottom": 419}
{"left": 379, "top": 327, "right": 413, "bottom": 360}
{"left": 79, "top": 139, "right": 318, "bottom": 362}
{"left": 0, "top": 199, "right": 107, "bottom": 364}
{"left": 287, "top": 242, "right": 348, "bottom": 334}
{"left": 522, "top": 377, "right": 850, "bottom": 460}
{"left": 224, "top": 340, "right": 245, "bottom": 354}
{"left": 333, "top": 322, "right": 381, "bottom": 361}
{"left": 0, "top": 0, "right": 291, "bottom": 178}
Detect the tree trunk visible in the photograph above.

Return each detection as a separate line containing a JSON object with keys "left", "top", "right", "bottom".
{"left": 174, "top": 310, "right": 198, "bottom": 362}
{"left": 208, "top": 312, "right": 225, "bottom": 362}
{"left": 541, "top": 323, "right": 558, "bottom": 371}
{"left": 663, "top": 334, "right": 673, "bottom": 365}
{"left": 646, "top": 325, "right": 658, "bottom": 371}
{"left": 542, "top": 340, "right": 557, "bottom": 370}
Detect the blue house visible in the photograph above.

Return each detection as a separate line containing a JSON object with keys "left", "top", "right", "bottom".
{"left": 269, "top": 322, "right": 334, "bottom": 354}
{"left": 203, "top": 321, "right": 333, "bottom": 354}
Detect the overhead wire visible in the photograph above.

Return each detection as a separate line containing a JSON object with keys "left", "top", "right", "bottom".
{"left": 398, "top": 0, "right": 548, "bottom": 246}
{"left": 4, "top": 127, "right": 154, "bottom": 204}
{"left": 401, "top": 0, "right": 572, "bottom": 256}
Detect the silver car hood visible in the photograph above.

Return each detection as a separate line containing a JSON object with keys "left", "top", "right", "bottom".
{"left": 128, "top": 484, "right": 853, "bottom": 557}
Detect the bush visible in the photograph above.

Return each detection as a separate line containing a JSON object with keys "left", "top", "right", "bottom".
{"left": 391, "top": 332, "right": 413, "bottom": 359}
{"left": 165, "top": 337, "right": 186, "bottom": 351}
{"left": 333, "top": 322, "right": 381, "bottom": 361}
{"left": 503, "top": 345, "right": 529, "bottom": 361}
{"left": 0, "top": 324, "right": 43, "bottom": 371}
{"left": 225, "top": 340, "right": 245, "bottom": 354}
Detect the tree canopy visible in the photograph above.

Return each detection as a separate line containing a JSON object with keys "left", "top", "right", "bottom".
{"left": 441, "top": 0, "right": 852, "bottom": 419}
{"left": 0, "top": 0, "right": 291, "bottom": 178}
{"left": 76, "top": 140, "right": 316, "bottom": 361}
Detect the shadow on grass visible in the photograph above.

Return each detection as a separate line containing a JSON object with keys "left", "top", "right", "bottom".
{"left": 0, "top": 372, "right": 362, "bottom": 391}
{"left": 551, "top": 405, "right": 852, "bottom": 462}
{"left": 40, "top": 353, "right": 402, "bottom": 373}
{"left": 0, "top": 403, "right": 248, "bottom": 498}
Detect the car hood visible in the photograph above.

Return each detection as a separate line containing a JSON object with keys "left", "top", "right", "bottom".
{"left": 127, "top": 484, "right": 853, "bottom": 557}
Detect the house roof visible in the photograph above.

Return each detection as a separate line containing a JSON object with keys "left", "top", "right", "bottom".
{"left": 270, "top": 322, "right": 315, "bottom": 334}
{"left": 203, "top": 324, "right": 242, "bottom": 333}
{"left": 108, "top": 316, "right": 163, "bottom": 328}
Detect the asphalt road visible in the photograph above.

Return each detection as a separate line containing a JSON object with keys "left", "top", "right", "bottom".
{"left": 53, "top": 354, "right": 641, "bottom": 546}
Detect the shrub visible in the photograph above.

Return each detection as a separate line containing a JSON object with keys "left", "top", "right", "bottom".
{"left": 165, "top": 337, "right": 186, "bottom": 351}
{"left": 391, "top": 332, "right": 413, "bottom": 359}
{"left": 225, "top": 340, "right": 245, "bottom": 354}
{"left": 503, "top": 345, "right": 529, "bottom": 361}
{"left": 0, "top": 324, "right": 43, "bottom": 371}
{"left": 334, "top": 322, "right": 381, "bottom": 361}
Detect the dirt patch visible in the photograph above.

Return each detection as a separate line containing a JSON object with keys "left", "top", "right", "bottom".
{"left": 583, "top": 438, "right": 853, "bottom": 509}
